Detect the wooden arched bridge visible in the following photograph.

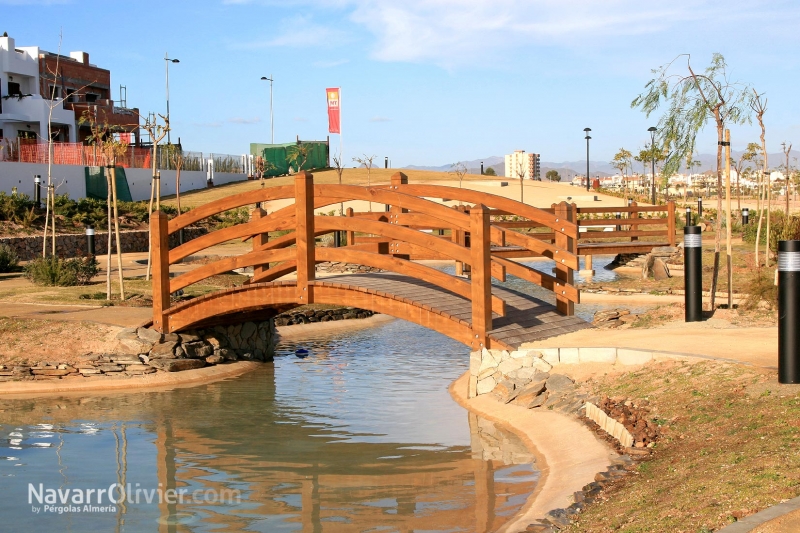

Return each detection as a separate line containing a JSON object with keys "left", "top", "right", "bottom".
{"left": 150, "top": 171, "right": 593, "bottom": 351}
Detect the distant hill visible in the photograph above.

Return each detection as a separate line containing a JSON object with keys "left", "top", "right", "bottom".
{"left": 405, "top": 150, "right": 800, "bottom": 178}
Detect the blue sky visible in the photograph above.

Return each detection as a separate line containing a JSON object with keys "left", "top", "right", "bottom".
{"left": 4, "top": 0, "right": 800, "bottom": 166}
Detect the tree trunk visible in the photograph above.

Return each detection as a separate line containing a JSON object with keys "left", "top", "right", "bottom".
{"left": 145, "top": 142, "right": 158, "bottom": 281}
{"left": 110, "top": 164, "right": 125, "bottom": 300}
{"left": 709, "top": 120, "right": 723, "bottom": 314}
{"left": 725, "top": 129, "right": 732, "bottom": 309}
{"left": 106, "top": 171, "right": 113, "bottom": 301}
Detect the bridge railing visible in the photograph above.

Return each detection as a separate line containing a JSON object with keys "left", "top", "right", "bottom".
{"left": 151, "top": 171, "right": 580, "bottom": 341}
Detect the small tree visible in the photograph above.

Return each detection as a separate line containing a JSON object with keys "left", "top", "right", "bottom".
{"left": 139, "top": 112, "right": 169, "bottom": 281}
{"left": 450, "top": 162, "right": 467, "bottom": 188}
{"left": 332, "top": 153, "right": 346, "bottom": 215}
{"left": 611, "top": 148, "right": 633, "bottom": 191}
{"left": 80, "top": 109, "right": 129, "bottom": 301}
{"left": 484, "top": 167, "right": 497, "bottom": 176}
{"left": 782, "top": 141, "right": 793, "bottom": 227}
{"left": 171, "top": 149, "right": 185, "bottom": 216}
{"left": 288, "top": 142, "right": 311, "bottom": 174}
{"left": 515, "top": 159, "right": 526, "bottom": 203}
{"left": 632, "top": 53, "right": 752, "bottom": 312}
{"left": 546, "top": 169, "right": 561, "bottom": 182}
{"left": 353, "top": 154, "right": 377, "bottom": 211}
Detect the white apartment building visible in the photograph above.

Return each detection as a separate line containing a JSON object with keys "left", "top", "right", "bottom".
{"left": 0, "top": 34, "right": 77, "bottom": 146}
{"left": 504, "top": 150, "right": 541, "bottom": 180}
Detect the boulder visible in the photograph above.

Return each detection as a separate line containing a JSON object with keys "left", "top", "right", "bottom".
{"left": 205, "top": 355, "right": 225, "bottom": 365}
{"left": 183, "top": 342, "right": 213, "bottom": 359}
{"left": 216, "top": 348, "right": 237, "bottom": 361}
{"left": 545, "top": 374, "right": 575, "bottom": 394}
{"left": 513, "top": 380, "right": 547, "bottom": 405}
{"left": 240, "top": 321, "right": 257, "bottom": 339}
{"left": 148, "top": 359, "right": 206, "bottom": 372}
{"left": 149, "top": 341, "right": 178, "bottom": 359}
{"left": 653, "top": 258, "right": 671, "bottom": 280}
{"left": 476, "top": 375, "right": 497, "bottom": 395}
{"left": 116, "top": 337, "right": 154, "bottom": 355}
{"left": 136, "top": 327, "right": 163, "bottom": 343}
{"left": 178, "top": 331, "right": 202, "bottom": 343}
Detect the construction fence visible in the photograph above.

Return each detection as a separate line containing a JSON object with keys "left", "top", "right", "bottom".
{"left": 0, "top": 140, "right": 243, "bottom": 174}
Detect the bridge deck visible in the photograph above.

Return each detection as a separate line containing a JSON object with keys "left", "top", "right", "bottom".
{"left": 319, "top": 272, "right": 590, "bottom": 349}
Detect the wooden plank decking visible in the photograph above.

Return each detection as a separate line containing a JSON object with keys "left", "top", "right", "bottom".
{"left": 322, "top": 272, "right": 590, "bottom": 349}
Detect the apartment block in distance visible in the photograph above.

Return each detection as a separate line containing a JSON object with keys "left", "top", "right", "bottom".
{"left": 504, "top": 150, "right": 541, "bottom": 180}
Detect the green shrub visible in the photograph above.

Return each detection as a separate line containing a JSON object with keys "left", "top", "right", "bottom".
{"left": 24, "top": 256, "right": 99, "bottom": 286}
{"left": 0, "top": 243, "right": 19, "bottom": 272}
{"left": 768, "top": 212, "right": 800, "bottom": 254}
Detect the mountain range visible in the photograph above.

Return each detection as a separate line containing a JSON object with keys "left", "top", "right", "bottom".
{"left": 405, "top": 150, "right": 800, "bottom": 179}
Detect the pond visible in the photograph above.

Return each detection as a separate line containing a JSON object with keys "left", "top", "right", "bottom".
{"left": 0, "top": 319, "right": 539, "bottom": 532}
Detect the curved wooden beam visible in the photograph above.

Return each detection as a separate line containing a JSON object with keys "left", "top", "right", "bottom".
{"left": 168, "top": 185, "right": 295, "bottom": 233}
{"left": 492, "top": 257, "right": 579, "bottom": 303}
{"left": 170, "top": 248, "right": 295, "bottom": 293}
{"left": 388, "top": 184, "right": 579, "bottom": 237}
{"left": 503, "top": 230, "right": 579, "bottom": 270}
{"left": 314, "top": 216, "right": 471, "bottom": 264}
{"left": 169, "top": 207, "right": 298, "bottom": 264}
{"left": 164, "top": 282, "right": 511, "bottom": 350}
{"left": 314, "top": 248, "right": 505, "bottom": 316}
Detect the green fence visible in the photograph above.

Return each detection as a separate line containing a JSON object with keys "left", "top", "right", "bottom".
{"left": 249, "top": 141, "right": 329, "bottom": 177}
{"left": 85, "top": 166, "right": 133, "bottom": 202}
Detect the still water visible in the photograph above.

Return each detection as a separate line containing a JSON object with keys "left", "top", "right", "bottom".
{"left": 0, "top": 320, "right": 539, "bottom": 532}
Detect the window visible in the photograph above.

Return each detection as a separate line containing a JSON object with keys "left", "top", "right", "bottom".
{"left": 48, "top": 85, "right": 60, "bottom": 99}
{"left": 7, "top": 81, "right": 21, "bottom": 96}
{"left": 66, "top": 88, "right": 76, "bottom": 102}
{"left": 85, "top": 93, "right": 98, "bottom": 103}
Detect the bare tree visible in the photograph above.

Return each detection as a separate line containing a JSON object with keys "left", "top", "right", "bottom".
{"left": 450, "top": 162, "right": 467, "bottom": 188}
{"left": 782, "top": 141, "right": 793, "bottom": 226}
{"left": 750, "top": 91, "right": 770, "bottom": 267}
{"left": 515, "top": 159, "right": 526, "bottom": 203}
{"left": 632, "top": 53, "right": 752, "bottom": 312}
{"left": 332, "top": 153, "right": 347, "bottom": 215}
{"left": 171, "top": 149, "right": 185, "bottom": 216}
{"left": 139, "top": 113, "right": 169, "bottom": 281}
{"left": 353, "top": 154, "right": 377, "bottom": 211}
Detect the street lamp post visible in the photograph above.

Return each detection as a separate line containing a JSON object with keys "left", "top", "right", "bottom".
{"left": 648, "top": 126, "right": 657, "bottom": 204}
{"left": 260, "top": 76, "right": 274, "bottom": 144}
{"left": 165, "top": 54, "right": 180, "bottom": 145}
{"left": 584, "top": 127, "right": 591, "bottom": 191}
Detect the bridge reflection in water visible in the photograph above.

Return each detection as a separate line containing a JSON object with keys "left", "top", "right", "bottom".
{"left": 0, "top": 322, "right": 539, "bottom": 532}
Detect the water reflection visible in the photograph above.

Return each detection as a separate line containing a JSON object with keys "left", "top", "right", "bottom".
{"left": 0, "top": 320, "right": 538, "bottom": 532}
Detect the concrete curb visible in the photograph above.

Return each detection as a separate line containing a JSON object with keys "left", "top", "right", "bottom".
{"left": 717, "top": 495, "right": 800, "bottom": 532}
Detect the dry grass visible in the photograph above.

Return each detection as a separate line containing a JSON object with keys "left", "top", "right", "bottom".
{"left": 564, "top": 360, "right": 800, "bottom": 533}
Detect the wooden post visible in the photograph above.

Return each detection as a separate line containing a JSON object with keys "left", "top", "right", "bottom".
{"left": 470, "top": 204, "right": 492, "bottom": 350}
{"left": 455, "top": 205, "right": 467, "bottom": 276}
{"left": 345, "top": 207, "right": 355, "bottom": 246}
{"left": 251, "top": 207, "right": 269, "bottom": 278}
{"left": 151, "top": 211, "right": 171, "bottom": 332}
{"left": 295, "top": 171, "right": 315, "bottom": 304}
{"left": 630, "top": 201, "right": 639, "bottom": 242}
{"left": 553, "top": 201, "right": 575, "bottom": 316}
{"left": 667, "top": 200, "right": 676, "bottom": 246}
{"left": 389, "top": 172, "right": 410, "bottom": 260}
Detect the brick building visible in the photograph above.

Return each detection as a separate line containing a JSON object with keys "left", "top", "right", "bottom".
{"left": 38, "top": 50, "right": 140, "bottom": 144}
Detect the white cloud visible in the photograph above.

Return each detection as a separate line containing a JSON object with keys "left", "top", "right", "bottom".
{"left": 228, "top": 15, "right": 350, "bottom": 49}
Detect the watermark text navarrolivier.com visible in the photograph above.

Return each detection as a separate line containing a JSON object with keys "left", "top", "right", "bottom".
{"left": 27, "top": 483, "right": 241, "bottom": 514}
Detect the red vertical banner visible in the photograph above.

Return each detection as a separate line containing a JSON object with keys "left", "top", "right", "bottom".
{"left": 326, "top": 87, "right": 340, "bottom": 134}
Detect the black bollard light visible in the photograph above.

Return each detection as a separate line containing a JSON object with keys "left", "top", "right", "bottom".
{"left": 86, "top": 224, "right": 95, "bottom": 257}
{"left": 697, "top": 197, "right": 703, "bottom": 217}
{"left": 616, "top": 211, "right": 621, "bottom": 231}
{"left": 778, "top": 240, "right": 800, "bottom": 383}
{"left": 33, "top": 175, "right": 41, "bottom": 209}
{"left": 334, "top": 231, "right": 341, "bottom": 248}
{"left": 742, "top": 207, "right": 749, "bottom": 225}
{"left": 686, "top": 206, "right": 692, "bottom": 227}
{"left": 684, "top": 226, "right": 703, "bottom": 322}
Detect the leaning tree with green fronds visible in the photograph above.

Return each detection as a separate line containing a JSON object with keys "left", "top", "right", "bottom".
{"left": 631, "top": 53, "right": 753, "bottom": 312}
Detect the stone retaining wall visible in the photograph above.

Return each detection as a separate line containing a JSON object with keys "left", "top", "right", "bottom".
{"left": 1, "top": 319, "right": 276, "bottom": 381}
{"left": 0, "top": 227, "right": 207, "bottom": 261}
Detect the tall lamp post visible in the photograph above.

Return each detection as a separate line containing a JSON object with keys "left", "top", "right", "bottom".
{"left": 165, "top": 54, "right": 180, "bottom": 145}
{"left": 260, "top": 76, "right": 274, "bottom": 144}
{"left": 648, "top": 126, "right": 657, "bottom": 204}
{"left": 584, "top": 127, "right": 592, "bottom": 191}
